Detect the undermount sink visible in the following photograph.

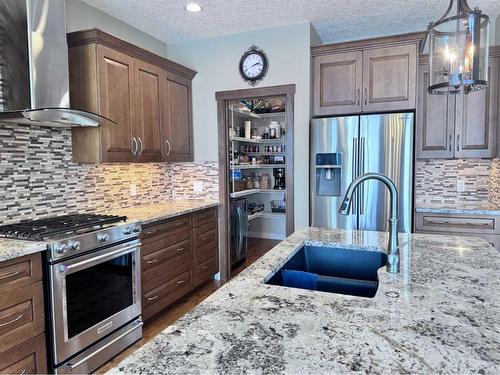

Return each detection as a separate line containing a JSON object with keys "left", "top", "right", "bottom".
{"left": 265, "top": 245, "right": 387, "bottom": 298}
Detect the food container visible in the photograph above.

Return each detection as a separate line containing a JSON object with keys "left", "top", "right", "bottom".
{"left": 270, "top": 200, "right": 286, "bottom": 213}
{"left": 244, "top": 121, "right": 252, "bottom": 139}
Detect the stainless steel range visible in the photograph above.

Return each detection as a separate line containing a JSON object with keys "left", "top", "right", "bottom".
{"left": 0, "top": 214, "right": 143, "bottom": 374}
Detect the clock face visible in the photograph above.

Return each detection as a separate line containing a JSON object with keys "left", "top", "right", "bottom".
{"left": 242, "top": 53, "right": 264, "bottom": 79}
{"left": 239, "top": 47, "right": 268, "bottom": 85}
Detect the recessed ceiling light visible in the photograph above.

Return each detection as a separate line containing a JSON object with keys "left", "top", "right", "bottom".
{"left": 185, "top": 3, "right": 202, "bottom": 12}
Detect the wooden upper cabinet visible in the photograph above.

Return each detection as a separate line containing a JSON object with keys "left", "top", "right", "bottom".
{"left": 97, "top": 45, "right": 136, "bottom": 162}
{"left": 416, "top": 49, "right": 499, "bottom": 159}
{"left": 163, "top": 72, "right": 193, "bottom": 162}
{"left": 134, "top": 60, "right": 164, "bottom": 162}
{"left": 362, "top": 44, "right": 416, "bottom": 112}
{"left": 416, "top": 63, "right": 455, "bottom": 159}
{"left": 455, "top": 57, "right": 499, "bottom": 158}
{"left": 311, "top": 32, "right": 424, "bottom": 117}
{"left": 313, "top": 51, "right": 362, "bottom": 116}
{"left": 68, "top": 29, "right": 196, "bottom": 164}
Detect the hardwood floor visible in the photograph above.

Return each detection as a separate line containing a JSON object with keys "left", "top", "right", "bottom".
{"left": 95, "top": 237, "right": 279, "bottom": 373}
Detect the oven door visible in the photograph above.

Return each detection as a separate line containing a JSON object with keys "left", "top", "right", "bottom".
{"left": 50, "top": 239, "right": 141, "bottom": 365}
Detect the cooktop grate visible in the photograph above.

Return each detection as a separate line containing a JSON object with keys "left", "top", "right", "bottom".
{"left": 0, "top": 214, "right": 127, "bottom": 241}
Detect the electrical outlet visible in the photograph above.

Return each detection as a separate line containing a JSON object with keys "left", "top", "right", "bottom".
{"left": 456, "top": 179, "right": 465, "bottom": 192}
{"left": 130, "top": 183, "right": 137, "bottom": 197}
{"left": 193, "top": 181, "right": 204, "bottom": 192}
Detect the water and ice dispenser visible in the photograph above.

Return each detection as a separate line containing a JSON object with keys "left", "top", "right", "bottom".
{"left": 315, "top": 153, "right": 341, "bottom": 196}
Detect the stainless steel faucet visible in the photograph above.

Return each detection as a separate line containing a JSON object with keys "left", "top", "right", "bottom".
{"left": 338, "top": 173, "right": 400, "bottom": 273}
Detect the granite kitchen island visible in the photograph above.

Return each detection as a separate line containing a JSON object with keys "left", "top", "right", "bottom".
{"left": 109, "top": 227, "right": 500, "bottom": 374}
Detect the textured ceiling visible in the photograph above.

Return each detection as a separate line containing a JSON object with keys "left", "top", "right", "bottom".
{"left": 82, "top": 0, "right": 500, "bottom": 44}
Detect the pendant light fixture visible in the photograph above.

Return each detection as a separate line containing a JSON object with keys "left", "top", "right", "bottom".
{"left": 427, "top": 0, "right": 490, "bottom": 95}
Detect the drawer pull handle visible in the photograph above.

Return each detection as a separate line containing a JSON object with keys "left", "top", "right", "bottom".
{"left": 147, "top": 295, "right": 159, "bottom": 302}
{"left": 19, "top": 369, "right": 26, "bottom": 375}
{"left": 145, "top": 229, "right": 158, "bottom": 236}
{"left": 201, "top": 237, "right": 207, "bottom": 241}
{"left": 201, "top": 266, "right": 208, "bottom": 270}
{"left": 0, "top": 313, "right": 24, "bottom": 327}
{"left": 176, "top": 222, "right": 183, "bottom": 226}
{"left": 176, "top": 280, "right": 185, "bottom": 285}
{"left": 146, "top": 259, "right": 158, "bottom": 264}
{"left": 0, "top": 270, "right": 21, "bottom": 280}
{"left": 176, "top": 247, "right": 185, "bottom": 252}
{"left": 426, "top": 219, "right": 491, "bottom": 227}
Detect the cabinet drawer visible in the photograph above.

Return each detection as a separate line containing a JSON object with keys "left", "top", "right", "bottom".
{"left": 0, "top": 254, "right": 42, "bottom": 294}
{"left": 196, "top": 256, "right": 217, "bottom": 286}
{"left": 142, "top": 239, "right": 191, "bottom": 274}
{"left": 142, "top": 270, "right": 192, "bottom": 320}
{"left": 141, "top": 215, "right": 191, "bottom": 242}
{"left": 193, "top": 208, "right": 217, "bottom": 228}
{"left": 0, "top": 333, "right": 47, "bottom": 374}
{"left": 195, "top": 228, "right": 218, "bottom": 264}
{"left": 141, "top": 228, "right": 190, "bottom": 256}
{"left": 416, "top": 213, "right": 499, "bottom": 234}
{"left": 0, "top": 282, "right": 44, "bottom": 354}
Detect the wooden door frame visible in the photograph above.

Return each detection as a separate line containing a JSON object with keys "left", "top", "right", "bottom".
{"left": 215, "top": 84, "right": 296, "bottom": 282}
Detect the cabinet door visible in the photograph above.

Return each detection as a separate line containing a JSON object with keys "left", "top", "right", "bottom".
{"left": 362, "top": 44, "right": 417, "bottom": 112}
{"left": 97, "top": 45, "right": 135, "bottom": 162}
{"left": 455, "top": 57, "right": 499, "bottom": 158}
{"left": 134, "top": 60, "right": 164, "bottom": 162}
{"left": 162, "top": 72, "right": 193, "bottom": 162}
{"left": 313, "top": 52, "right": 362, "bottom": 116}
{"left": 416, "top": 64, "right": 455, "bottom": 159}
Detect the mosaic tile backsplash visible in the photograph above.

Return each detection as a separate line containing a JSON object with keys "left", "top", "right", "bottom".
{"left": 0, "top": 123, "right": 218, "bottom": 225}
{"left": 490, "top": 159, "right": 500, "bottom": 206}
{"left": 415, "top": 158, "right": 500, "bottom": 207}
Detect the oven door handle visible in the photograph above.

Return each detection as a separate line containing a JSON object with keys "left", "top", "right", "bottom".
{"left": 60, "top": 243, "right": 140, "bottom": 274}
{"left": 66, "top": 320, "right": 143, "bottom": 370}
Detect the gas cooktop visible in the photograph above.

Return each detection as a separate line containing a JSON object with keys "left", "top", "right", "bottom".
{"left": 0, "top": 214, "right": 127, "bottom": 241}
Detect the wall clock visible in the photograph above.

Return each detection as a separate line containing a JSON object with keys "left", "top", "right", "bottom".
{"left": 239, "top": 45, "right": 268, "bottom": 86}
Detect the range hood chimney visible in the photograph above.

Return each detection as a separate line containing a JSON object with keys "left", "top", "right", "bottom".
{"left": 0, "top": 0, "right": 113, "bottom": 127}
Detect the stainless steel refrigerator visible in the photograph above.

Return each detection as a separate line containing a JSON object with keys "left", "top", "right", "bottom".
{"left": 310, "top": 113, "right": 413, "bottom": 233}
{"left": 230, "top": 198, "right": 248, "bottom": 267}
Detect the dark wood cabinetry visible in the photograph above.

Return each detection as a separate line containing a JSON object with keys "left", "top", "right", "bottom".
{"left": 140, "top": 208, "right": 218, "bottom": 321}
{"left": 68, "top": 29, "right": 196, "bottom": 163}
{"left": 0, "top": 254, "right": 47, "bottom": 373}
{"left": 163, "top": 72, "right": 194, "bottom": 162}
{"left": 312, "top": 32, "right": 424, "bottom": 116}
{"left": 416, "top": 47, "right": 500, "bottom": 159}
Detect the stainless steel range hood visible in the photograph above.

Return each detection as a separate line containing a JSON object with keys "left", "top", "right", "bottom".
{"left": 0, "top": 0, "right": 113, "bottom": 127}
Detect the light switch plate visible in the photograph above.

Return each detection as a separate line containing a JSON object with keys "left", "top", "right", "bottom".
{"left": 456, "top": 179, "right": 465, "bottom": 192}
{"left": 130, "top": 183, "right": 137, "bottom": 197}
{"left": 193, "top": 181, "right": 204, "bottom": 192}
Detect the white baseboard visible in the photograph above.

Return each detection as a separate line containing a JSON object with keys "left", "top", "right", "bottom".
{"left": 247, "top": 231, "right": 285, "bottom": 241}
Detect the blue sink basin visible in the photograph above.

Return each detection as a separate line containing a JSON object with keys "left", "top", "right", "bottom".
{"left": 265, "top": 245, "right": 387, "bottom": 298}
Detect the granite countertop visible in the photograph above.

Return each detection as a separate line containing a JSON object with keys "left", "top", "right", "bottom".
{"left": 0, "top": 199, "right": 220, "bottom": 263}
{"left": 416, "top": 202, "right": 500, "bottom": 216}
{"left": 110, "top": 227, "right": 500, "bottom": 374}
{"left": 111, "top": 199, "right": 220, "bottom": 225}
{"left": 0, "top": 238, "right": 47, "bottom": 263}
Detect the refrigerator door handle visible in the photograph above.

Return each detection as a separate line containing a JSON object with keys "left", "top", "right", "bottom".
{"left": 234, "top": 207, "right": 241, "bottom": 257}
{"left": 238, "top": 207, "right": 244, "bottom": 255}
{"left": 352, "top": 138, "right": 358, "bottom": 213}
{"left": 359, "top": 137, "right": 366, "bottom": 215}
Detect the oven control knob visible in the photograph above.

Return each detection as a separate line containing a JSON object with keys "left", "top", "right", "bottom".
{"left": 97, "top": 233, "right": 110, "bottom": 242}
{"left": 55, "top": 243, "right": 68, "bottom": 254}
{"left": 123, "top": 226, "right": 132, "bottom": 235}
{"left": 131, "top": 225, "right": 141, "bottom": 233}
{"left": 68, "top": 240, "right": 81, "bottom": 251}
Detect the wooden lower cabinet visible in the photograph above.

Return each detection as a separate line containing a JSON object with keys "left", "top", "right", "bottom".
{"left": 0, "top": 253, "right": 47, "bottom": 372}
{"left": 141, "top": 208, "right": 218, "bottom": 321}
{"left": 0, "top": 334, "right": 47, "bottom": 374}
